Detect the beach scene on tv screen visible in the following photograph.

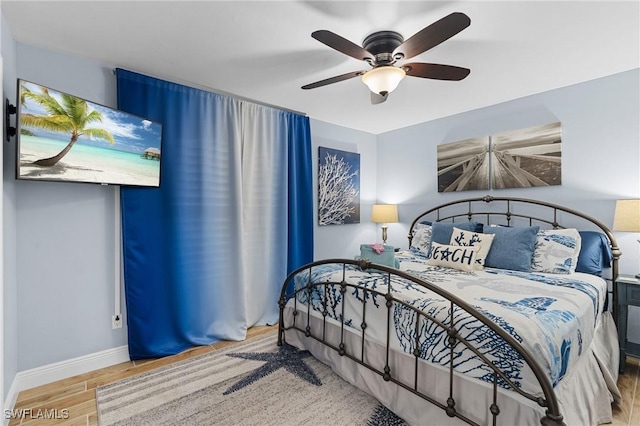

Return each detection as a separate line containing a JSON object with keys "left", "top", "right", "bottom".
{"left": 17, "top": 80, "right": 162, "bottom": 186}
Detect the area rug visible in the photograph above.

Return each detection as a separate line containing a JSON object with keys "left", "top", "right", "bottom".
{"left": 96, "top": 333, "right": 407, "bottom": 425}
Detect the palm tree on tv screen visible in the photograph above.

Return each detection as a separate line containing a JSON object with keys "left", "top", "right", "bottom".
{"left": 20, "top": 84, "right": 115, "bottom": 167}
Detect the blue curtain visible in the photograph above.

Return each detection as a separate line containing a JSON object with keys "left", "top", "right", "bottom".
{"left": 287, "top": 114, "right": 314, "bottom": 274}
{"left": 116, "top": 69, "right": 313, "bottom": 359}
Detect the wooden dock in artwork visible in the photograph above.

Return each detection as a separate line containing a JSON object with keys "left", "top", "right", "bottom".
{"left": 438, "top": 123, "right": 562, "bottom": 192}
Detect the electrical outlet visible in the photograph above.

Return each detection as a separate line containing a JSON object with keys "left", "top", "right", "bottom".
{"left": 112, "top": 314, "right": 122, "bottom": 329}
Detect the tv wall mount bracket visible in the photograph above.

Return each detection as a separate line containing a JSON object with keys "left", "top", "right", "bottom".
{"left": 5, "top": 98, "right": 17, "bottom": 142}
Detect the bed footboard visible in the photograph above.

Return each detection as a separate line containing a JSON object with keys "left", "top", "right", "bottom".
{"left": 278, "top": 258, "right": 565, "bottom": 426}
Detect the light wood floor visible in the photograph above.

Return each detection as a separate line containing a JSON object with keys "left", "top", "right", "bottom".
{"left": 7, "top": 326, "right": 640, "bottom": 426}
{"left": 7, "top": 325, "right": 278, "bottom": 426}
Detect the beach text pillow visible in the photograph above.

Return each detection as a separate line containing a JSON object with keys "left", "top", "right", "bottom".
{"left": 449, "top": 228, "right": 495, "bottom": 270}
{"left": 426, "top": 242, "right": 479, "bottom": 272}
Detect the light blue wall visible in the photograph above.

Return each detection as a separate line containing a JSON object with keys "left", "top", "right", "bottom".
{"left": 377, "top": 69, "right": 640, "bottom": 269}
{"left": 2, "top": 22, "right": 638, "bottom": 380}
{"left": 2, "top": 42, "right": 379, "bottom": 374}
{"left": 11, "top": 44, "right": 127, "bottom": 371}
{"left": 376, "top": 69, "right": 640, "bottom": 341}
{"left": 310, "top": 119, "right": 378, "bottom": 260}
{"left": 2, "top": 11, "right": 18, "bottom": 402}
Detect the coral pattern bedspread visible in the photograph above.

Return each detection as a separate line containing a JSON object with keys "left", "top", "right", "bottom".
{"left": 293, "top": 250, "right": 607, "bottom": 396}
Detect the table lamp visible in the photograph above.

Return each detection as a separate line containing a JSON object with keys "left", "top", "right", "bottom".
{"left": 371, "top": 204, "right": 398, "bottom": 245}
{"left": 613, "top": 199, "right": 640, "bottom": 278}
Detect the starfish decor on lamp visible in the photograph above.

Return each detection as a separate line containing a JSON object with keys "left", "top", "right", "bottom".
{"left": 371, "top": 204, "right": 398, "bottom": 245}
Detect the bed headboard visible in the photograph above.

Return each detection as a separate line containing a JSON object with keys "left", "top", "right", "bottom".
{"left": 407, "top": 195, "right": 620, "bottom": 316}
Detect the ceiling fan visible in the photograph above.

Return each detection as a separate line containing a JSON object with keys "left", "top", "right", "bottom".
{"left": 301, "top": 12, "right": 471, "bottom": 104}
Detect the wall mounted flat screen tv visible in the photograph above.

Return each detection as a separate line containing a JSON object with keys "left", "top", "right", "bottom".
{"left": 16, "top": 79, "right": 162, "bottom": 187}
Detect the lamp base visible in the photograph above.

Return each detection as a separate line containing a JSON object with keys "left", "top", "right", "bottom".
{"left": 381, "top": 225, "right": 388, "bottom": 245}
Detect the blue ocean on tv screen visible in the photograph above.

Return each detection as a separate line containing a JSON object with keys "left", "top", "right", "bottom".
{"left": 18, "top": 135, "right": 161, "bottom": 186}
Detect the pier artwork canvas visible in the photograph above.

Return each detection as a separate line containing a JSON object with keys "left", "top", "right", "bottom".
{"left": 16, "top": 79, "right": 163, "bottom": 187}
{"left": 437, "top": 136, "right": 490, "bottom": 193}
{"left": 491, "top": 122, "right": 562, "bottom": 189}
{"left": 437, "top": 122, "right": 562, "bottom": 192}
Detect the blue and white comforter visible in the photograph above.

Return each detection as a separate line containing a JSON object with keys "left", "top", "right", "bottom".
{"left": 292, "top": 250, "right": 607, "bottom": 396}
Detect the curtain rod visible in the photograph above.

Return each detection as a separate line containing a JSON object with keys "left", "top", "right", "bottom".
{"left": 111, "top": 68, "right": 307, "bottom": 117}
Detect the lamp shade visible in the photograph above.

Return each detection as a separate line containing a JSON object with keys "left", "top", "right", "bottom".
{"left": 613, "top": 199, "right": 640, "bottom": 232}
{"left": 371, "top": 204, "right": 398, "bottom": 224}
{"left": 361, "top": 66, "right": 406, "bottom": 95}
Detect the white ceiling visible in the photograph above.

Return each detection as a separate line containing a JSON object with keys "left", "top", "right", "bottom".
{"left": 2, "top": 1, "right": 639, "bottom": 134}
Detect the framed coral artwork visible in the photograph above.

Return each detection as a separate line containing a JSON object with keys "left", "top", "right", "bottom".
{"left": 318, "top": 147, "right": 360, "bottom": 225}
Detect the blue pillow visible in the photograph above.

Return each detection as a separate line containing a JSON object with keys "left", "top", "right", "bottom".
{"left": 430, "top": 221, "right": 484, "bottom": 246}
{"left": 483, "top": 226, "right": 540, "bottom": 271}
{"left": 575, "top": 231, "right": 612, "bottom": 276}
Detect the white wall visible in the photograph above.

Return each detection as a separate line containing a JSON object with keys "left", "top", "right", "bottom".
{"left": 377, "top": 69, "right": 640, "bottom": 338}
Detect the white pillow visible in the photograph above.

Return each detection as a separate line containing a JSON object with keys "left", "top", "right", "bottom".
{"left": 531, "top": 228, "right": 582, "bottom": 274}
{"left": 449, "top": 227, "right": 495, "bottom": 270}
{"left": 426, "top": 242, "right": 480, "bottom": 272}
{"left": 411, "top": 223, "right": 432, "bottom": 255}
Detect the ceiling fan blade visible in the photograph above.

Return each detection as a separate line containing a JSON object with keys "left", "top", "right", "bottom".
{"left": 393, "top": 12, "right": 470, "bottom": 60}
{"left": 312, "top": 30, "right": 374, "bottom": 62}
{"left": 403, "top": 62, "right": 470, "bottom": 81}
{"left": 370, "top": 91, "right": 388, "bottom": 105}
{"left": 301, "top": 70, "right": 366, "bottom": 90}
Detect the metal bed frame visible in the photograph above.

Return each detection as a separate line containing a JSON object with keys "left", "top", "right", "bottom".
{"left": 278, "top": 196, "right": 620, "bottom": 426}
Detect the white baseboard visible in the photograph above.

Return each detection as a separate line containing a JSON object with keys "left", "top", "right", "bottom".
{"left": 3, "top": 345, "right": 129, "bottom": 424}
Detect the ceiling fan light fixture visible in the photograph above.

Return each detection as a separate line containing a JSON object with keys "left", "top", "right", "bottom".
{"left": 361, "top": 66, "right": 406, "bottom": 95}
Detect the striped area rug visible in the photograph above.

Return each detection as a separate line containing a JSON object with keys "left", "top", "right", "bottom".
{"left": 96, "top": 333, "right": 406, "bottom": 425}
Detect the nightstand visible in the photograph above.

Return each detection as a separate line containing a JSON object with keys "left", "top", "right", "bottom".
{"left": 617, "top": 274, "right": 640, "bottom": 373}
